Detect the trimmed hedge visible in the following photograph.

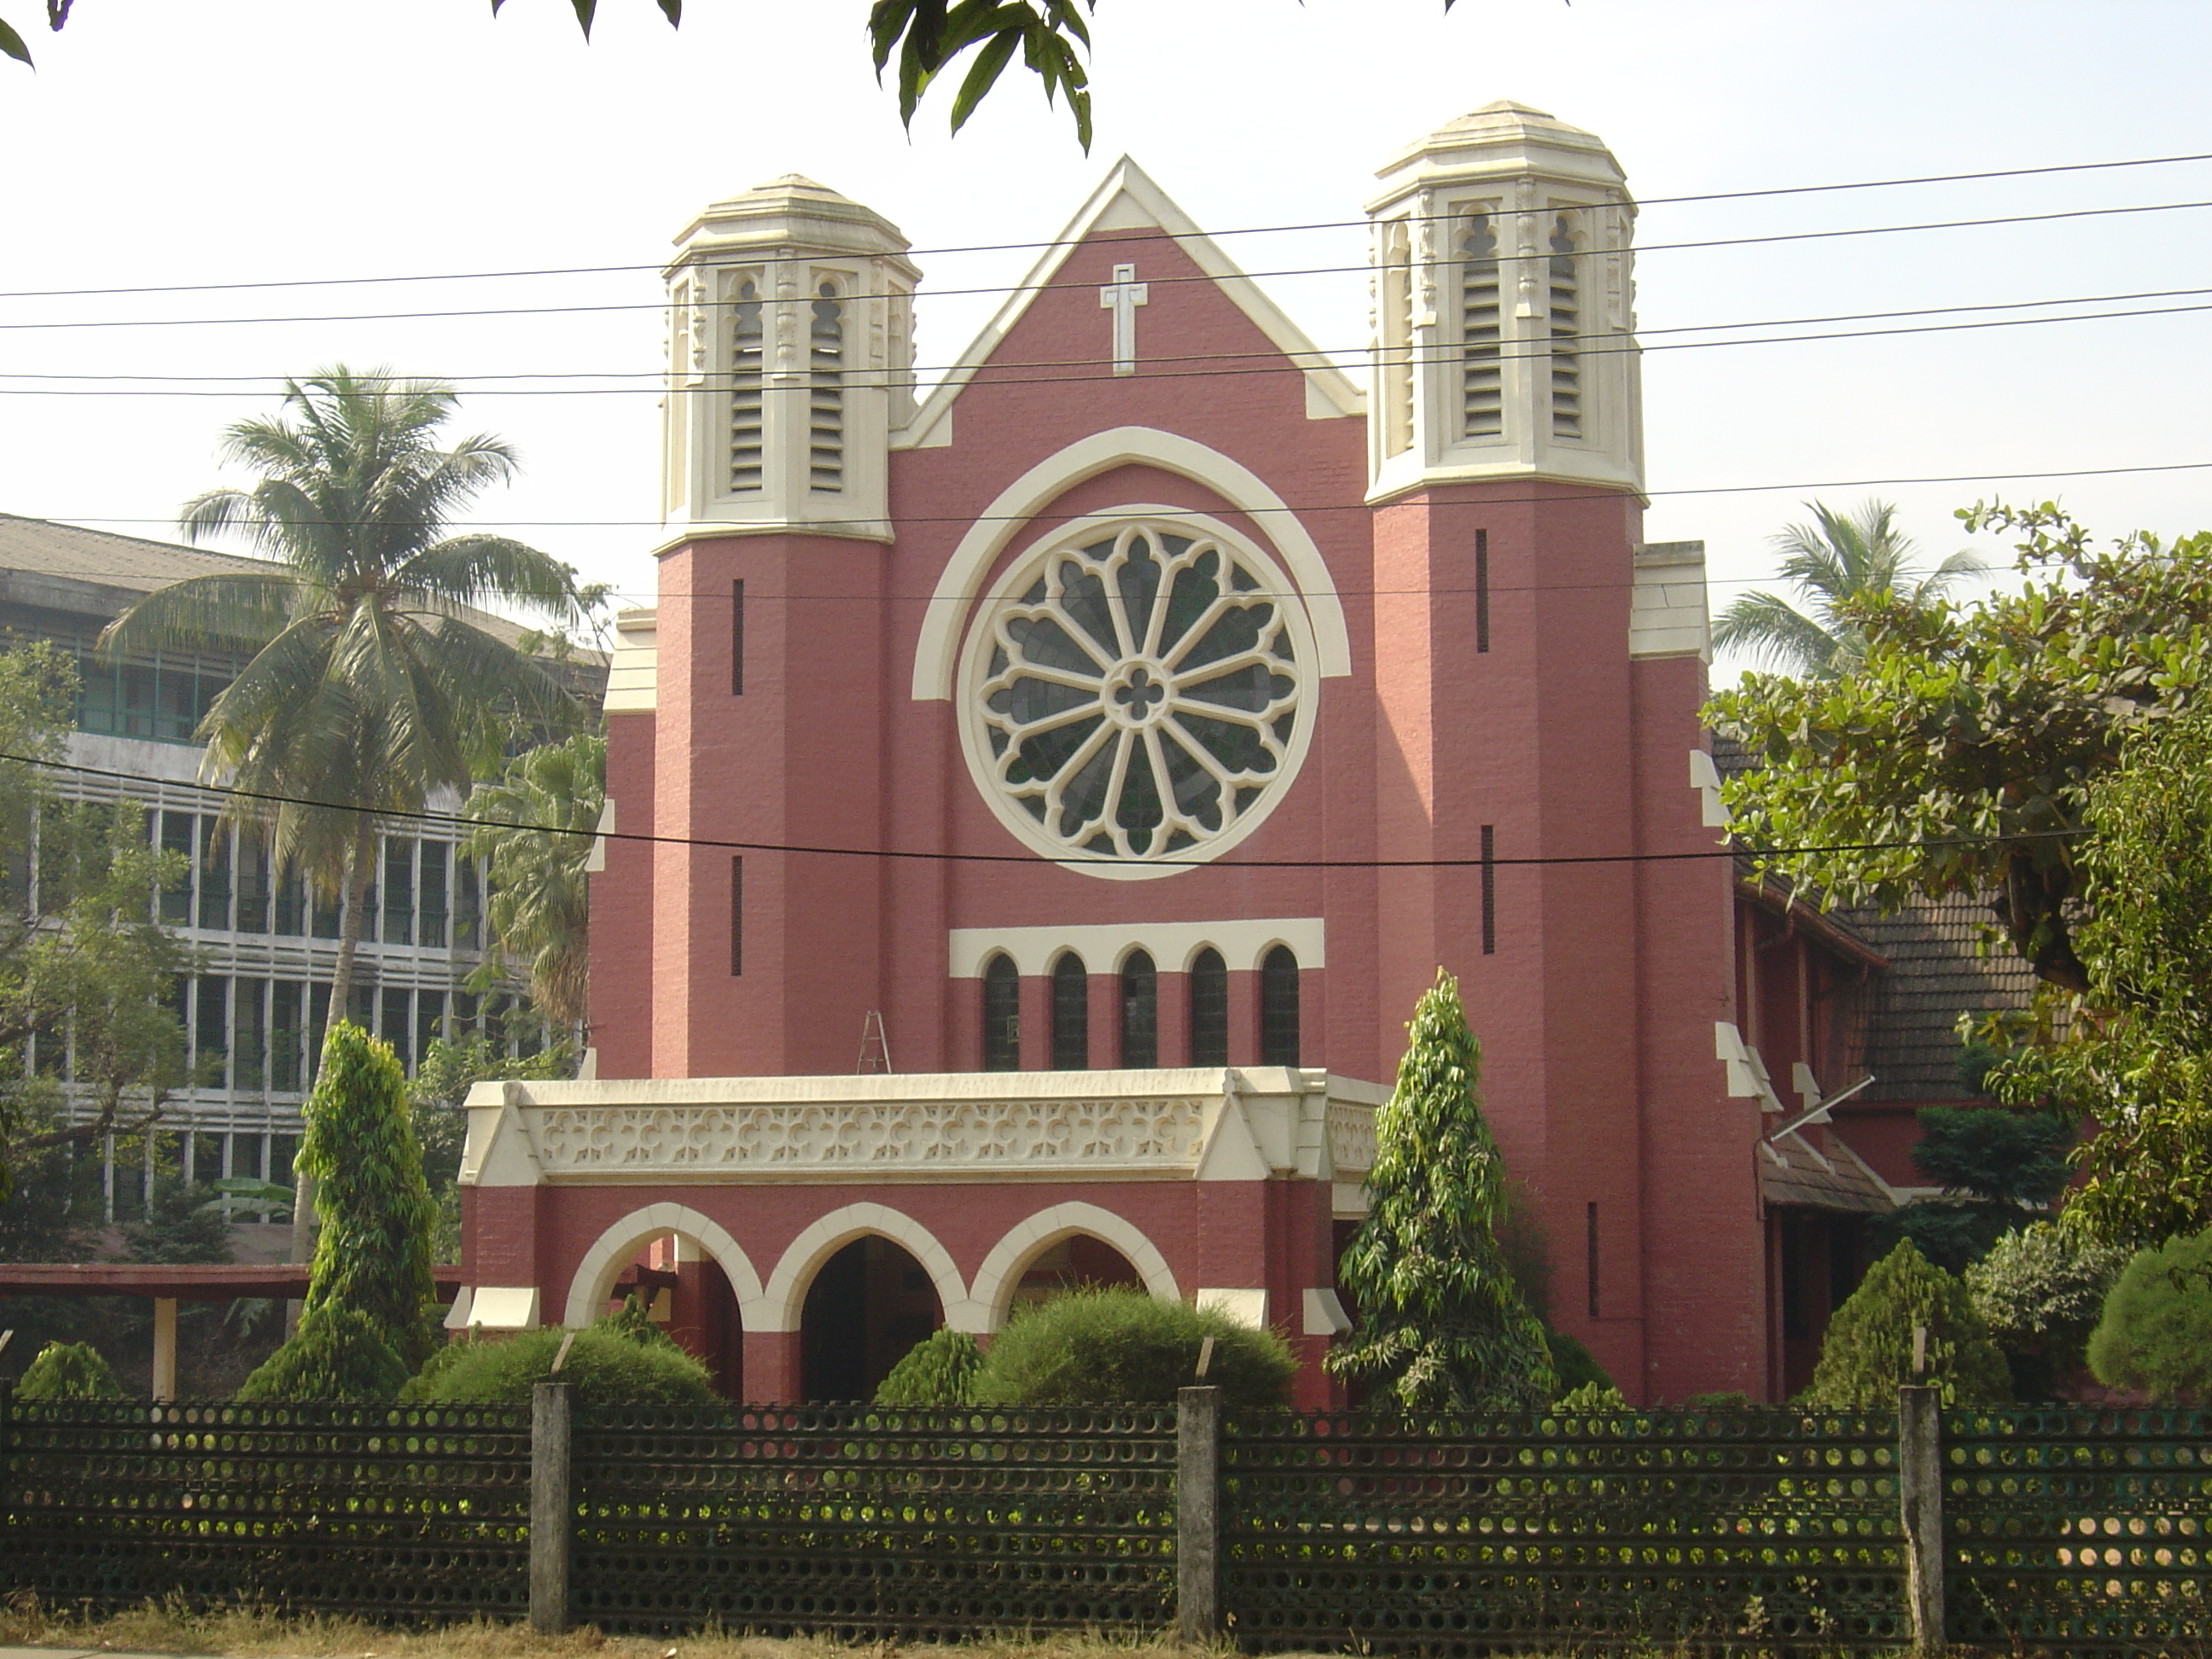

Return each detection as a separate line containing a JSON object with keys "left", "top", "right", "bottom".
{"left": 972, "top": 1288, "right": 1295, "bottom": 1408}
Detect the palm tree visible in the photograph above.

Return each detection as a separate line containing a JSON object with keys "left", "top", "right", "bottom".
{"left": 102, "top": 365, "right": 584, "bottom": 1017}
{"left": 464, "top": 731, "right": 603, "bottom": 1032}
{"left": 1713, "top": 499, "right": 1987, "bottom": 678}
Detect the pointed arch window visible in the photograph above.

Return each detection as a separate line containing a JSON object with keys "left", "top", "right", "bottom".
{"left": 1051, "top": 952, "right": 1090, "bottom": 1069}
{"left": 981, "top": 954, "right": 1020, "bottom": 1071}
{"left": 1458, "top": 211, "right": 1503, "bottom": 439}
{"left": 1189, "top": 947, "right": 1228, "bottom": 1066}
{"left": 728, "top": 275, "right": 765, "bottom": 492}
{"left": 1259, "top": 945, "right": 1301, "bottom": 1067}
{"left": 1548, "top": 212, "right": 1583, "bottom": 440}
{"left": 808, "top": 278, "right": 846, "bottom": 492}
{"left": 1119, "top": 951, "right": 1158, "bottom": 1068}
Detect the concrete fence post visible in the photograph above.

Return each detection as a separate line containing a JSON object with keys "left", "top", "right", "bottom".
{"left": 530, "top": 1380, "right": 573, "bottom": 1634}
{"left": 1177, "top": 1384, "right": 1221, "bottom": 1642}
{"left": 1898, "top": 1383, "right": 1946, "bottom": 1655}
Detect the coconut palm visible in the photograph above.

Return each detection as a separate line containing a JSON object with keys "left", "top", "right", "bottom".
{"left": 463, "top": 731, "right": 604, "bottom": 1031}
{"left": 1713, "top": 499, "right": 1987, "bottom": 678}
{"left": 100, "top": 364, "right": 584, "bottom": 1014}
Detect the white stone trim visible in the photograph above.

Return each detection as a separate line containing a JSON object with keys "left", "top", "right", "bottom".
{"left": 1630, "top": 541, "right": 1711, "bottom": 663}
{"left": 760, "top": 1202, "right": 980, "bottom": 1334}
{"left": 948, "top": 917, "right": 1324, "bottom": 977}
{"left": 967, "top": 1201, "right": 1180, "bottom": 1330}
{"left": 1196, "top": 1287, "right": 1270, "bottom": 1330}
{"left": 899, "top": 155, "right": 1362, "bottom": 453}
{"left": 909, "top": 431, "right": 1353, "bottom": 702}
{"left": 560, "top": 1202, "right": 769, "bottom": 1330}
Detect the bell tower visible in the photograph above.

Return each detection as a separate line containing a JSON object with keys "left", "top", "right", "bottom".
{"left": 647, "top": 177, "right": 919, "bottom": 1080}
{"left": 1365, "top": 102, "right": 1641, "bottom": 501}
{"left": 662, "top": 175, "right": 919, "bottom": 540}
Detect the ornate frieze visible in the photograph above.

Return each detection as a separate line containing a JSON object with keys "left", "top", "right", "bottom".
{"left": 1327, "top": 1100, "right": 1377, "bottom": 1177}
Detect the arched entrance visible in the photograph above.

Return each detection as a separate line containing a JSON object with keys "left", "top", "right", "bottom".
{"left": 1010, "top": 1234, "right": 1144, "bottom": 1311}
{"left": 561, "top": 1205, "right": 765, "bottom": 1401}
{"left": 799, "top": 1235, "right": 944, "bottom": 1401}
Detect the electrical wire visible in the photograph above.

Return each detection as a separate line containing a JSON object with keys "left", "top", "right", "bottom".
{"left": 20, "top": 456, "right": 2212, "bottom": 539}
{"left": 13, "top": 750, "right": 2082, "bottom": 871}
{"left": 8, "top": 197, "right": 2212, "bottom": 334}
{"left": 7, "top": 146, "right": 2211, "bottom": 303}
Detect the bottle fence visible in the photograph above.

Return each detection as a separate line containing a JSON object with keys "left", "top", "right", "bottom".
{"left": 3, "top": 1385, "right": 2208, "bottom": 1655}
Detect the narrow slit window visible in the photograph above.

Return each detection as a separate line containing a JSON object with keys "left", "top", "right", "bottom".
{"left": 1190, "top": 947, "right": 1229, "bottom": 1067}
{"left": 1476, "top": 527, "right": 1490, "bottom": 654}
{"left": 808, "top": 279, "right": 845, "bottom": 493}
{"left": 728, "top": 275, "right": 765, "bottom": 493}
{"left": 1259, "top": 946, "right": 1301, "bottom": 1067}
{"left": 1586, "top": 1202, "right": 1600, "bottom": 1319}
{"left": 1548, "top": 211, "right": 1583, "bottom": 440}
{"left": 1459, "top": 211, "right": 1503, "bottom": 439}
{"left": 1051, "top": 952, "right": 1089, "bottom": 1069}
{"left": 1481, "top": 824, "right": 1497, "bottom": 955}
{"left": 981, "top": 953, "right": 1021, "bottom": 1071}
{"left": 1120, "top": 951, "right": 1158, "bottom": 1068}
{"left": 731, "top": 579, "right": 746, "bottom": 696}
{"left": 729, "top": 855, "right": 743, "bottom": 976}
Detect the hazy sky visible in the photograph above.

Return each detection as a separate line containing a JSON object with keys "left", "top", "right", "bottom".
{"left": 7, "top": 0, "right": 2210, "bottom": 658}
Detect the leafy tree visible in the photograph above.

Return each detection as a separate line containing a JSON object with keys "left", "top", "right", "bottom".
{"left": 875, "top": 1326, "right": 983, "bottom": 1406}
{"left": 15, "top": 1339, "right": 126, "bottom": 1401}
{"left": 239, "top": 1022, "right": 438, "bottom": 1397}
{"left": 1966, "top": 1220, "right": 2126, "bottom": 1399}
{"left": 2086, "top": 1230, "right": 2212, "bottom": 1403}
{"left": 1708, "top": 504, "right": 2212, "bottom": 994}
{"left": 1981, "top": 711, "right": 2212, "bottom": 1244}
{"left": 403, "top": 1301, "right": 719, "bottom": 1406}
{"left": 969, "top": 1287, "right": 1295, "bottom": 1408}
{"left": 1802, "top": 1239, "right": 2010, "bottom": 1409}
{"left": 1871, "top": 1105, "right": 2071, "bottom": 1272}
{"left": 1544, "top": 1328, "right": 1612, "bottom": 1398}
{"left": 0, "top": 643, "right": 189, "bottom": 1204}
{"left": 1712, "top": 499, "right": 1985, "bottom": 678}
{"left": 125, "top": 1179, "right": 235, "bottom": 1266}
{"left": 464, "top": 732, "right": 603, "bottom": 1029}
{"left": 1327, "top": 970, "right": 1555, "bottom": 1412}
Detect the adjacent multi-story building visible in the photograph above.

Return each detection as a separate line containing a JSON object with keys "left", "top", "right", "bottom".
{"left": 0, "top": 512, "right": 604, "bottom": 1224}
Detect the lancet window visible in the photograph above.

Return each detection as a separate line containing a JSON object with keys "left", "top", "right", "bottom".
{"left": 1120, "top": 951, "right": 1158, "bottom": 1068}
{"left": 1190, "top": 947, "right": 1228, "bottom": 1066}
{"left": 1051, "top": 952, "right": 1090, "bottom": 1069}
{"left": 981, "top": 953, "right": 1020, "bottom": 1071}
{"left": 1259, "top": 945, "right": 1301, "bottom": 1066}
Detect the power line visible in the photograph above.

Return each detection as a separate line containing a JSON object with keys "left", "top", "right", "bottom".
{"left": 8, "top": 197, "right": 2212, "bottom": 335}
{"left": 16, "top": 751, "right": 2082, "bottom": 872}
{"left": 9, "top": 281, "right": 2212, "bottom": 392}
{"left": 23, "top": 457, "right": 2212, "bottom": 538}
{"left": 7, "top": 147, "right": 2210, "bottom": 303}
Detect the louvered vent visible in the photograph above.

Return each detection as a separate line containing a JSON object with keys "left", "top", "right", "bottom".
{"left": 1459, "top": 212, "right": 1503, "bottom": 439}
{"left": 727, "top": 276, "right": 765, "bottom": 492}
{"left": 1548, "top": 212, "right": 1582, "bottom": 440}
{"left": 808, "top": 280, "right": 845, "bottom": 493}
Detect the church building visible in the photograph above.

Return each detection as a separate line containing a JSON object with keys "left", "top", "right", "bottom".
{"left": 458, "top": 102, "right": 1876, "bottom": 1406}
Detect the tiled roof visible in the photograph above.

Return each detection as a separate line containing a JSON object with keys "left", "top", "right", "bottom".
{"left": 1708, "top": 731, "right": 2037, "bottom": 1103}
{"left": 1759, "top": 1130, "right": 1895, "bottom": 1214}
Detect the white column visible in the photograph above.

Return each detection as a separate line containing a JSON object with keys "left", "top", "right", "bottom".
{"left": 151, "top": 1297, "right": 178, "bottom": 1401}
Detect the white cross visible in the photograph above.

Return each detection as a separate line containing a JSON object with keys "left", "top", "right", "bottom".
{"left": 1099, "top": 262, "right": 1148, "bottom": 376}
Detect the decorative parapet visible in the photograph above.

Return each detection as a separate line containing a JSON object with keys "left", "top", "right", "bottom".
{"left": 462, "top": 1067, "right": 1385, "bottom": 1189}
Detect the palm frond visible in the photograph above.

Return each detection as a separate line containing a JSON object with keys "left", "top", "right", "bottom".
{"left": 97, "top": 571, "right": 303, "bottom": 662}
{"left": 1712, "top": 590, "right": 1843, "bottom": 677}
{"left": 396, "top": 536, "right": 582, "bottom": 620}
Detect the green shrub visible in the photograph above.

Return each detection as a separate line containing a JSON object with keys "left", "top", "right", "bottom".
{"left": 235, "top": 1303, "right": 410, "bottom": 1402}
{"left": 1802, "top": 1239, "right": 2011, "bottom": 1408}
{"left": 15, "top": 1339, "right": 126, "bottom": 1400}
{"left": 1968, "top": 1220, "right": 2128, "bottom": 1398}
{"left": 876, "top": 1326, "right": 981, "bottom": 1406}
{"left": 1553, "top": 1380, "right": 1626, "bottom": 1412}
{"left": 402, "top": 1307, "right": 719, "bottom": 1407}
{"left": 1682, "top": 1390, "right": 1754, "bottom": 1411}
{"left": 2087, "top": 1230, "right": 2212, "bottom": 1403}
{"left": 1545, "top": 1328, "right": 1612, "bottom": 1397}
{"left": 970, "top": 1288, "right": 1295, "bottom": 1409}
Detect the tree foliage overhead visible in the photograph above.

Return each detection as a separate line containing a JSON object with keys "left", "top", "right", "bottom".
{"left": 1327, "top": 970, "right": 1556, "bottom": 1413}
{"left": 464, "top": 731, "right": 603, "bottom": 1028}
{"left": 1709, "top": 503, "right": 2212, "bottom": 995}
{"left": 1711, "top": 498, "right": 1985, "bottom": 678}
{"left": 1802, "top": 1239, "right": 2011, "bottom": 1410}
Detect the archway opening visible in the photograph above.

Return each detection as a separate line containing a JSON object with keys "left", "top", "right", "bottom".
{"left": 1010, "top": 1233, "right": 1144, "bottom": 1313}
{"left": 799, "top": 1235, "right": 943, "bottom": 1401}
{"left": 605, "top": 1232, "right": 744, "bottom": 1401}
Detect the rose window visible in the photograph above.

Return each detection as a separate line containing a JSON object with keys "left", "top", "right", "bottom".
{"left": 966, "top": 520, "right": 1307, "bottom": 867}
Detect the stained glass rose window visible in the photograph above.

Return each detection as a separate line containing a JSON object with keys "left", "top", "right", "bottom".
{"left": 960, "top": 518, "right": 1313, "bottom": 873}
